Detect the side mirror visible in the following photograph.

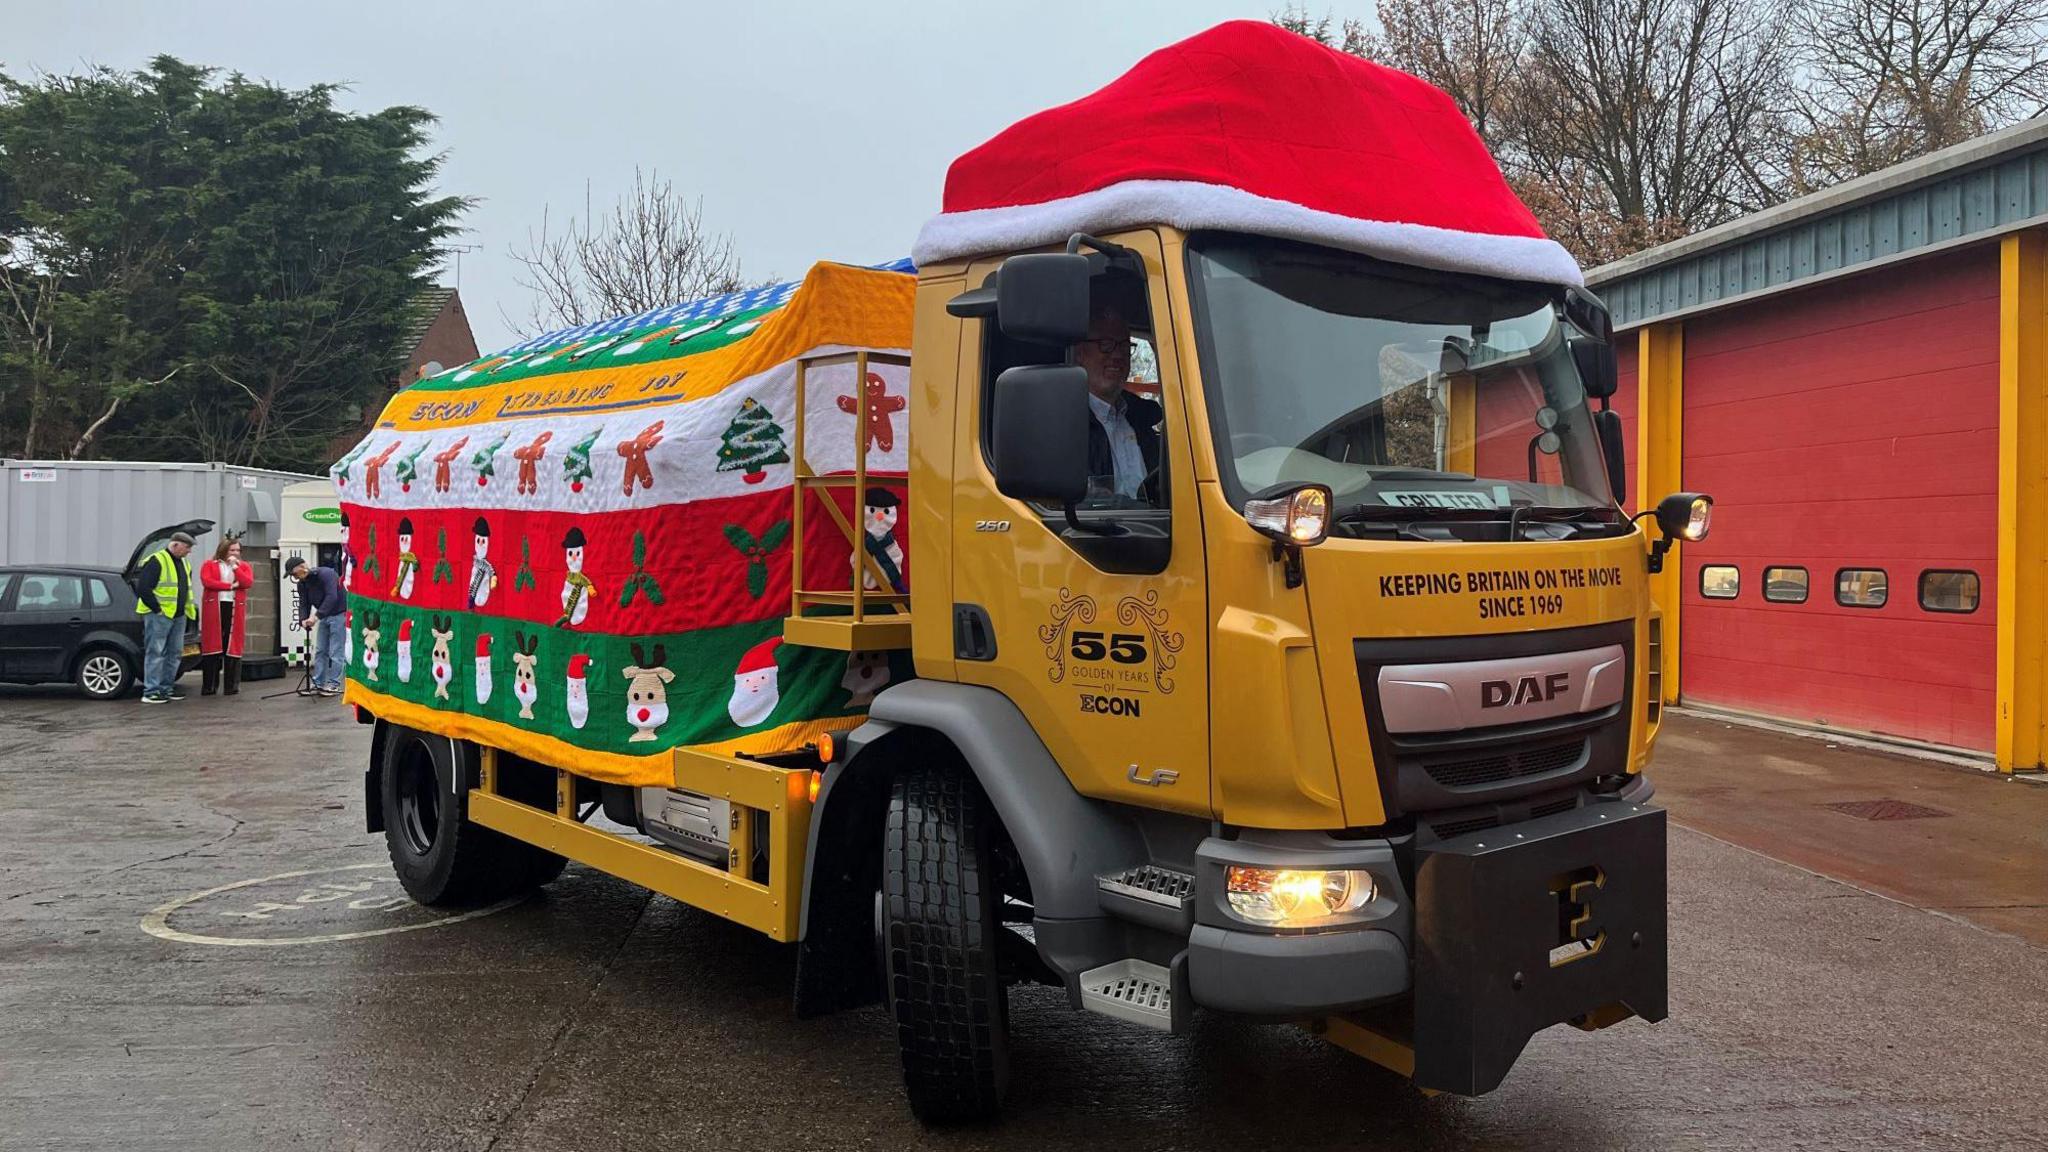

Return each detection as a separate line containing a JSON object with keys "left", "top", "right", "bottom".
{"left": 1571, "top": 336, "right": 1618, "bottom": 400}
{"left": 995, "top": 253, "right": 1092, "bottom": 345}
{"left": 1594, "top": 408, "right": 1627, "bottom": 506}
{"left": 990, "top": 364, "right": 1090, "bottom": 505}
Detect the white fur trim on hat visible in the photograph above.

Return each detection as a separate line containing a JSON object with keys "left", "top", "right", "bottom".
{"left": 913, "top": 179, "right": 1583, "bottom": 287}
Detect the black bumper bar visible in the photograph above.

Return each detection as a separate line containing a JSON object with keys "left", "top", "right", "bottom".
{"left": 1411, "top": 798, "right": 1667, "bottom": 1095}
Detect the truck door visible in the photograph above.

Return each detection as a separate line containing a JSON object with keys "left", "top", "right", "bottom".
{"left": 948, "top": 231, "right": 1211, "bottom": 816}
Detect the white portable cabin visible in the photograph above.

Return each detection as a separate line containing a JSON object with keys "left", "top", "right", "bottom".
{"left": 276, "top": 479, "right": 347, "bottom": 663}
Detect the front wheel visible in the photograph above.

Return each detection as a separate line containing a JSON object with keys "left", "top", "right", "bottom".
{"left": 75, "top": 649, "right": 132, "bottom": 700}
{"left": 881, "top": 764, "right": 1010, "bottom": 1123}
{"left": 380, "top": 724, "right": 565, "bottom": 905}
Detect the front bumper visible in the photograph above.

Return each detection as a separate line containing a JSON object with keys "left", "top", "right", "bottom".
{"left": 1185, "top": 795, "right": 1667, "bottom": 1095}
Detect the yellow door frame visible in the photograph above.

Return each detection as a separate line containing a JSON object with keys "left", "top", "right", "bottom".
{"left": 1637, "top": 321, "right": 1684, "bottom": 706}
{"left": 1997, "top": 229, "right": 2048, "bottom": 773}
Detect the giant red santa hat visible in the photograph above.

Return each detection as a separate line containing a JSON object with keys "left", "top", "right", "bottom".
{"left": 913, "top": 20, "right": 1580, "bottom": 287}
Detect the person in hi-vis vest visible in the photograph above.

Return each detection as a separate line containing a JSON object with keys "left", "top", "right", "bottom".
{"left": 134, "top": 531, "right": 198, "bottom": 703}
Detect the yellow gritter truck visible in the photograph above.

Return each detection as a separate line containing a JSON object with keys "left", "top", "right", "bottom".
{"left": 337, "top": 20, "right": 1710, "bottom": 1121}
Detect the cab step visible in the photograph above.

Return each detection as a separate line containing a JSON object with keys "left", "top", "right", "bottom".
{"left": 1078, "top": 959, "right": 1176, "bottom": 1031}
{"left": 1095, "top": 864, "right": 1195, "bottom": 933}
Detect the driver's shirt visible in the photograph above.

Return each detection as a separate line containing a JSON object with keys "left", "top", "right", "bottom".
{"left": 1088, "top": 391, "right": 1147, "bottom": 499}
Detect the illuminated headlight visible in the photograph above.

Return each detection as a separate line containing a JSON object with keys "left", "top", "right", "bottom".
{"left": 1679, "top": 496, "right": 1712, "bottom": 541}
{"left": 1225, "top": 866, "right": 1376, "bottom": 927}
{"left": 1244, "top": 484, "right": 1331, "bottom": 546}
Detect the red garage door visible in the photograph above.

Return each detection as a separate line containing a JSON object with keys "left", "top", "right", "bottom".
{"left": 1678, "top": 246, "right": 2000, "bottom": 750}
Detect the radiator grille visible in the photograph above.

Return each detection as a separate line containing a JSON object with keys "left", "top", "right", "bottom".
{"left": 1431, "top": 813, "right": 1500, "bottom": 839}
{"left": 1424, "top": 739, "right": 1586, "bottom": 789}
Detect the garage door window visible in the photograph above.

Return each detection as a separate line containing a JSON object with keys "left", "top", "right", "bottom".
{"left": 1700, "top": 565, "right": 1740, "bottom": 599}
{"left": 1918, "top": 570, "right": 1980, "bottom": 614}
{"left": 1835, "top": 568, "right": 1888, "bottom": 609}
{"left": 1762, "top": 566, "right": 1808, "bottom": 603}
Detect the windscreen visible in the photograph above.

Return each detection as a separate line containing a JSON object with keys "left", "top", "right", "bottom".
{"left": 1188, "top": 236, "right": 1615, "bottom": 522}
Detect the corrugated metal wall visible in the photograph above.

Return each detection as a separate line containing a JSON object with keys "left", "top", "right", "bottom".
{"left": 1, "top": 460, "right": 320, "bottom": 661}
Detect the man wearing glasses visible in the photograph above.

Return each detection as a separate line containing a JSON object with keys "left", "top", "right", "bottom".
{"left": 1076, "top": 304, "right": 1163, "bottom": 505}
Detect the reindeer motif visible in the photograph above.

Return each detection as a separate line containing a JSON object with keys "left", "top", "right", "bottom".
{"left": 429, "top": 615, "right": 455, "bottom": 700}
{"left": 511, "top": 631, "right": 541, "bottom": 720}
{"left": 431, "top": 436, "right": 471, "bottom": 493}
{"left": 616, "top": 420, "right": 665, "bottom": 496}
{"left": 622, "top": 642, "right": 674, "bottom": 743}
{"left": 513, "top": 431, "right": 554, "bottom": 495}
{"left": 360, "top": 610, "right": 383, "bottom": 683}
{"left": 361, "top": 442, "right": 401, "bottom": 500}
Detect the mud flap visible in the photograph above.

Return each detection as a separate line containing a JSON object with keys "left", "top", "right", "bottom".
{"left": 1412, "top": 800, "right": 1667, "bottom": 1095}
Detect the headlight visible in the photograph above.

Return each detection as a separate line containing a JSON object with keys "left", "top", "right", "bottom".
{"left": 1225, "top": 866, "right": 1376, "bottom": 927}
{"left": 1244, "top": 484, "right": 1331, "bottom": 546}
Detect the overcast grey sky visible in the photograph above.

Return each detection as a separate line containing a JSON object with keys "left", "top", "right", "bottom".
{"left": 11, "top": 0, "right": 1299, "bottom": 354}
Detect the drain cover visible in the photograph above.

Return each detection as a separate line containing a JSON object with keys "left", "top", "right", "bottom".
{"left": 1823, "top": 799, "right": 1951, "bottom": 821}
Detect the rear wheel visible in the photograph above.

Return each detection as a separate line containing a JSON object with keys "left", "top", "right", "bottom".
{"left": 881, "top": 763, "right": 1010, "bottom": 1123}
{"left": 380, "top": 724, "right": 565, "bottom": 905}
{"left": 75, "top": 649, "right": 132, "bottom": 700}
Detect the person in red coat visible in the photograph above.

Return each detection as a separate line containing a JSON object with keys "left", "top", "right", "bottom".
{"left": 199, "top": 537, "right": 255, "bottom": 696}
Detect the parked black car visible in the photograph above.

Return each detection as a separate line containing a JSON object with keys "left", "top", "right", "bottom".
{"left": 0, "top": 520, "right": 212, "bottom": 700}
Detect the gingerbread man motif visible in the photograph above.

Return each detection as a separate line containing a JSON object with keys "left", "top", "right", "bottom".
{"left": 616, "top": 420, "right": 665, "bottom": 496}
{"left": 431, "top": 435, "right": 470, "bottom": 493}
{"left": 512, "top": 431, "right": 553, "bottom": 495}
{"left": 361, "top": 442, "right": 401, "bottom": 500}
{"left": 836, "top": 371, "right": 906, "bottom": 453}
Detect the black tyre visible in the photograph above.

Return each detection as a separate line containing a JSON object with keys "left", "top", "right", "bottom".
{"left": 74, "top": 648, "right": 132, "bottom": 700}
{"left": 380, "top": 724, "right": 565, "bottom": 906}
{"left": 882, "top": 764, "right": 1010, "bottom": 1123}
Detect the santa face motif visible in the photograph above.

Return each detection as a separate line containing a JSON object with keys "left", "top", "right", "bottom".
{"left": 339, "top": 522, "right": 352, "bottom": 590}
{"left": 567, "top": 677, "right": 589, "bottom": 729}
{"left": 728, "top": 666, "right": 779, "bottom": 728}
{"left": 396, "top": 624, "right": 414, "bottom": 683}
{"left": 344, "top": 610, "right": 353, "bottom": 666}
{"left": 475, "top": 653, "right": 493, "bottom": 705}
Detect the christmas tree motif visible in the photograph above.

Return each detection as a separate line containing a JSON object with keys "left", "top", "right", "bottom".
{"left": 715, "top": 398, "right": 790, "bottom": 485}
{"left": 514, "top": 536, "right": 537, "bottom": 592}
{"left": 562, "top": 425, "right": 603, "bottom": 493}
{"left": 619, "top": 531, "right": 666, "bottom": 607}
{"left": 471, "top": 434, "right": 509, "bottom": 487}
{"left": 333, "top": 439, "right": 371, "bottom": 487}
{"left": 431, "top": 528, "right": 454, "bottom": 585}
{"left": 362, "top": 526, "right": 384, "bottom": 585}
{"left": 394, "top": 441, "right": 429, "bottom": 493}
{"left": 723, "top": 520, "right": 790, "bottom": 600}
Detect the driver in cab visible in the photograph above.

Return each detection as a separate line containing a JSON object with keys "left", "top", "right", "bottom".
{"left": 1077, "top": 303, "right": 1162, "bottom": 506}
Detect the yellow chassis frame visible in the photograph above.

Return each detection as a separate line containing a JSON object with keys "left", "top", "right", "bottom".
{"left": 465, "top": 745, "right": 817, "bottom": 942}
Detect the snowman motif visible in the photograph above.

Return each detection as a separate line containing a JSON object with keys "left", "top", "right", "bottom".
{"left": 565, "top": 653, "right": 592, "bottom": 730}
{"left": 852, "top": 489, "right": 906, "bottom": 593}
{"left": 727, "top": 637, "right": 783, "bottom": 728}
{"left": 339, "top": 512, "right": 354, "bottom": 592}
{"left": 395, "top": 618, "right": 414, "bottom": 684}
{"left": 557, "top": 527, "right": 594, "bottom": 628}
{"left": 468, "top": 516, "right": 497, "bottom": 609}
{"left": 474, "top": 633, "right": 494, "bottom": 705}
{"left": 392, "top": 517, "right": 419, "bottom": 600}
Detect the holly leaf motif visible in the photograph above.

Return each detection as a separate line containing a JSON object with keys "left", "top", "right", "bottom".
{"left": 757, "top": 520, "right": 791, "bottom": 553}
{"left": 746, "top": 560, "right": 767, "bottom": 600}
{"left": 722, "top": 524, "right": 757, "bottom": 553}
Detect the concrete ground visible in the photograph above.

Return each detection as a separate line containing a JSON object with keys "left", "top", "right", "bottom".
{"left": 1, "top": 685, "right": 2045, "bottom": 1151}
